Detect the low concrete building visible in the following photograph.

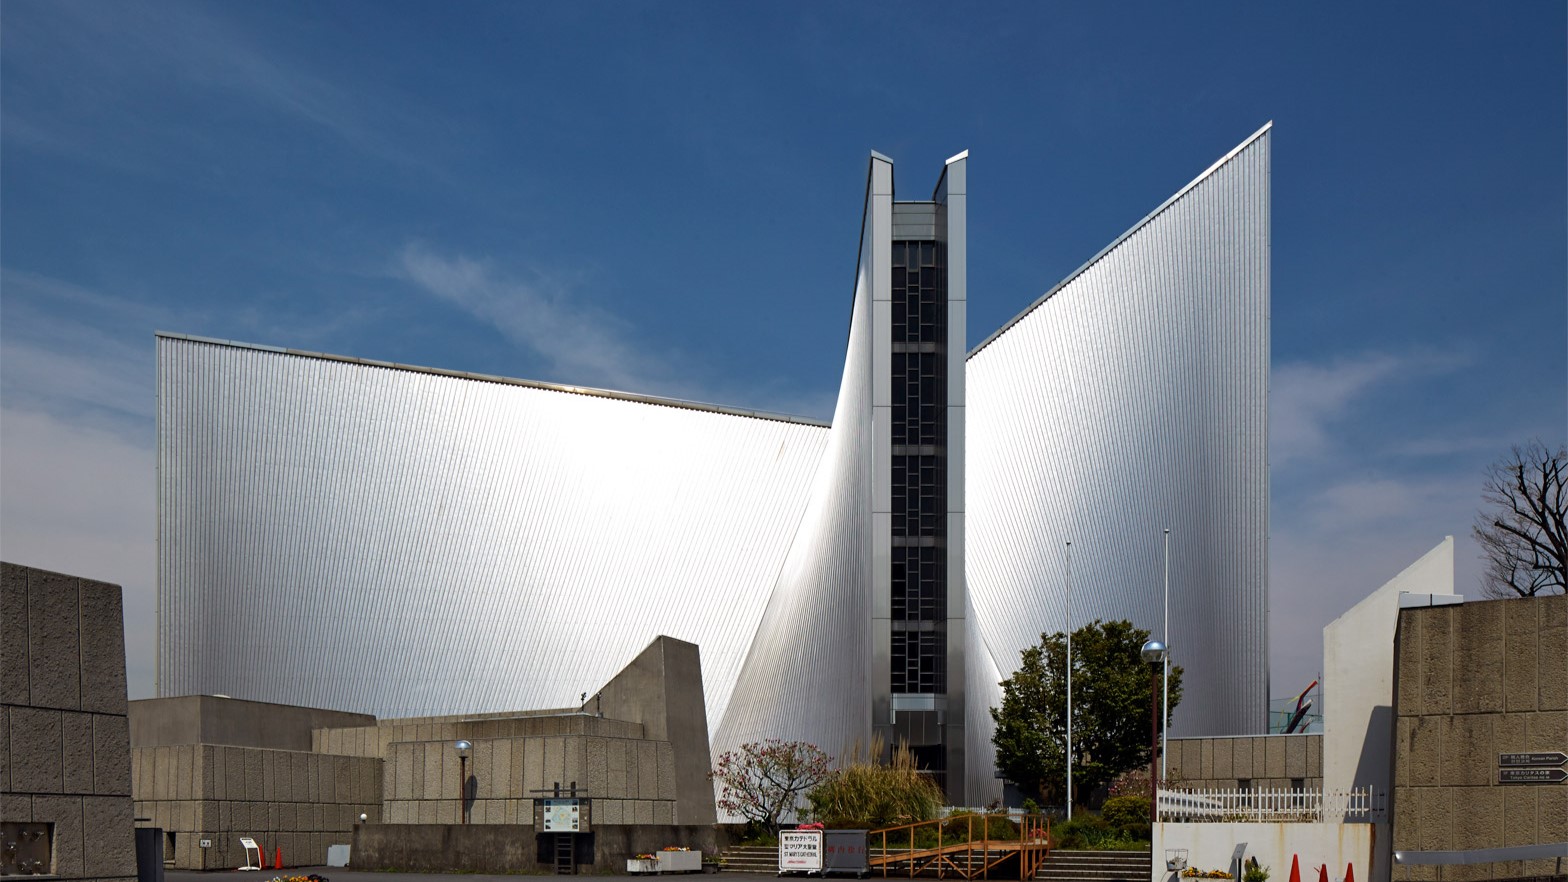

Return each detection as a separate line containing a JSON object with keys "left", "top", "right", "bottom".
{"left": 131, "top": 634, "right": 719, "bottom": 872}
{"left": 1, "top": 562, "right": 136, "bottom": 881}
{"left": 1166, "top": 732, "right": 1322, "bottom": 791}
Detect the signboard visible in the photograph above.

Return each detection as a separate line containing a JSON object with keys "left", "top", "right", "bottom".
{"left": 541, "top": 797, "right": 582, "bottom": 832}
{"left": 1499, "top": 768, "right": 1567, "bottom": 784}
{"left": 1499, "top": 752, "right": 1567, "bottom": 767}
{"left": 779, "top": 830, "right": 824, "bottom": 873}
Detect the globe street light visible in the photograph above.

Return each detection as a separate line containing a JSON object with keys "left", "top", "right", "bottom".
{"left": 454, "top": 740, "right": 473, "bottom": 825}
{"left": 1140, "top": 640, "right": 1168, "bottom": 825}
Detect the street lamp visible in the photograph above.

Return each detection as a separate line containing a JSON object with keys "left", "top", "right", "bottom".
{"left": 454, "top": 740, "right": 473, "bottom": 825}
{"left": 1140, "top": 640, "right": 1168, "bottom": 825}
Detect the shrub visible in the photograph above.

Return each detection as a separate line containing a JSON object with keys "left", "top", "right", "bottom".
{"left": 806, "top": 743, "right": 945, "bottom": 829}
{"left": 1100, "top": 795, "right": 1150, "bottom": 829}
{"left": 1053, "top": 813, "right": 1149, "bottom": 850}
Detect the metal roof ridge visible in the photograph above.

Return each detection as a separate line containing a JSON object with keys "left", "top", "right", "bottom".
{"left": 154, "top": 331, "right": 832, "bottom": 428}
{"left": 968, "top": 121, "right": 1272, "bottom": 359}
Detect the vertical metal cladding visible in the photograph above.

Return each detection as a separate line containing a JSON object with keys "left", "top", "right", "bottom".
{"left": 963, "top": 126, "right": 1271, "bottom": 801}
{"left": 713, "top": 161, "right": 882, "bottom": 765}
{"left": 156, "top": 335, "right": 829, "bottom": 722}
{"left": 158, "top": 131, "right": 1270, "bottom": 809}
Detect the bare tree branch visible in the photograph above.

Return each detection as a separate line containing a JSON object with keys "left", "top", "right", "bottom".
{"left": 1473, "top": 440, "right": 1568, "bottom": 597}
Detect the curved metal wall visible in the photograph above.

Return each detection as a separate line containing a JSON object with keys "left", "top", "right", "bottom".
{"left": 157, "top": 336, "right": 829, "bottom": 721}
{"left": 963, "top": 127, "right": 1271, "bottom": 801}
{"left": 713, "top": 247, "right": 875, "bottom": 763}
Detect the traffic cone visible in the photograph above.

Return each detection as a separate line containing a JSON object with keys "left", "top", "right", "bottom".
{"left": 274, "top": 845, "right": 282, "bottom": 869}
{"left": 1344, "top": 864, "right": 1354, "bottom": 882}
{"left": 1288, "top": 856, "right": 1300, "bottom": 882}
{"left": 1317, "top": 865, "right": 1328, "bottom": 882}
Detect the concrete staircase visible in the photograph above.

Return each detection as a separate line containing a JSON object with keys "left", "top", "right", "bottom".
{"left": 717, "top": 844, "right": 780, "bottom": 874}
{"left": 1036, "top": 849, "right": 1151, "bottom": 882}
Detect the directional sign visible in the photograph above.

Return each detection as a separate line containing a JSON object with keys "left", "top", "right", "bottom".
{"left": 1499, "top": 752, "right": 1567, "bottom": 767}
{"left": 1499, "top": 768, "right": 1568, "bottom": 784}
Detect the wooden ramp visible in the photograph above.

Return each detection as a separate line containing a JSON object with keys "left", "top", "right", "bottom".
{"left": 867, "top": 814, "right": 1050, "bottom": 880}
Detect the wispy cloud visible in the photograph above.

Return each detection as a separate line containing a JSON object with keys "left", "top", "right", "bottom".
{"left": 1270, "top": 350, "right": 1468, "bottom": 467}
{"left": 0, "top": 269, "right": 166, "bottom": 427}
{"left": 1266, "top": 347, "right": 1492, "bottom": 696}
{"left": 3, "top": 2, "right": 443, "bottom": 173}
{"left": 397, "top": 242, "right": 687, "bottom": 396}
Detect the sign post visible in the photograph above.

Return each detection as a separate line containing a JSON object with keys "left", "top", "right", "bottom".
{"left": 238, "top": 837, "right": 261, "bottom": 871}
{"left": 1497, "top": 751, "right": 1566, "bottom": 784}
{"left": 780, "top": 830, "right": 824, "bottom": 875}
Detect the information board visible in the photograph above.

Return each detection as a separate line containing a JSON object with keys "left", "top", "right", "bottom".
{"left": 779, "top": 830, "right": 824, "bottom": 872}
{"left": 542, "top": 797, "right": 581, "bottom": 832}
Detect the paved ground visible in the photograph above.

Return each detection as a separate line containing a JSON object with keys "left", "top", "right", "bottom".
{"left": 169, "top": 871, "right": 783, "bottom": 881}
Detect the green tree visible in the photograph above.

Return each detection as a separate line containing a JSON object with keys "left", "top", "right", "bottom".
{"left": 989, "top": 619, "right": 1182, "bottom": 809}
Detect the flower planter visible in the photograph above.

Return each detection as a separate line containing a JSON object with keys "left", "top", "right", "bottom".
{"left": 628, "top": 859, "right": 659, "bottom": 874}
{"left": 658, "top": 850, "right": 702, "bottom": 873}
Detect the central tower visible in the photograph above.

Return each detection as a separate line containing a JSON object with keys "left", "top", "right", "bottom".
{"left": 867, "top": 150, "right": 968, "bottom": 800}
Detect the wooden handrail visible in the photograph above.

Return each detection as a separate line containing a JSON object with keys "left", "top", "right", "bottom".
{"left": 865, "top": 813, "right": 1050, "bottom": 880}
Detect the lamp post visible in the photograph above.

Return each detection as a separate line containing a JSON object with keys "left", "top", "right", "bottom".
{"left": 1140, "top": 640, "right": 1167, "bottom": 825}
{"left": 454, "top": 740, "right": 473, "bottom": 825}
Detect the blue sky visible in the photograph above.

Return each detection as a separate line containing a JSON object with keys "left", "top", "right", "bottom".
{"left": 3, "top": 1, "right": 1564, "bottom": 704}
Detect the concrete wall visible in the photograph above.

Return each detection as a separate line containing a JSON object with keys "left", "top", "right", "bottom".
{"left": 131, "top": 743, "right": 382, "bottom": 869}
{"left": 594, "top": 636, "right": 716, "bottom": 824}
{"left": 1391, "top": 593, "right": 1567, "bottom": 881}
{"left": 312, "top": 712, "right": 641, "bottom": 758}
{"left": 1153, "top": 821, "right": 1379, "bottom": 882}
{"left": 130, "top": 695, "right": 374, "bottom": 751}
{"left": 0, "top": 562, "right": 136, "bottom": 881}
{"left": 1324, "top": 537, "right": 1455, "bottom": 798}
{"left": 1166, "top": 734, "right": 1322, "bottom": 791}
{"left": 350, "top": 822, "right": 722, "bottom": 873}
{"left": 380, "top": 732, "right": 680, "bottom": 826}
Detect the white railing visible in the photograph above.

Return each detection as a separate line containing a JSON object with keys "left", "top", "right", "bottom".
{"left": 1158, "top": 787, "right": 1385, "bottom": 823}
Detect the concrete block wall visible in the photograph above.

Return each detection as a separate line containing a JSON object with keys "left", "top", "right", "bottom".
{"left": 1, "top": 562, "right": 136, "bottom": 881}
{"left": 131, "top": 743, "right": 382, "bottom": 869}
{"left": 1391, "top": 595, "right": 1567, "bottom": 882}
{"left": 1166, "top": 733, "right": 1323, "bottom": 791}
{"left": 380, "top": 733, "right": 678, "bottom": 827}
{"left": 312, "top": 713, "right": 641, "bottom": 758}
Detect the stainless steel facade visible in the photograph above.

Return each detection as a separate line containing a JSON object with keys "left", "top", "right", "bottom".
{"left": 156, "top": 335, "right": 830, "bottom": 723}
{"left": 962, "top": 124, "right": 1271, "bottom": 802}
{"left": 158, "top": 127, "right": 1269, "bottom": 806}
{"left": 713, "top": 153, "right": 969, "bottom": 800}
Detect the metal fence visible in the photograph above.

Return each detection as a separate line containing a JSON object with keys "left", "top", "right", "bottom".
{"left": 1158, "top": 787, "right": 1385, "bottom": 823}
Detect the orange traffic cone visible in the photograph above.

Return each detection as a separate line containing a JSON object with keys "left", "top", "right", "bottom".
{"left": 1317, "top": 865, "right": 1328, "bottom": 882}
{"left": 1344, "top": 864, "right": 1354, "bottom": 882}
{"left": 274, "top": 846, "right": 283, "bottom": 869}
{"left": 1288, "top": 856, "right": 1300, "bottom": 882}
